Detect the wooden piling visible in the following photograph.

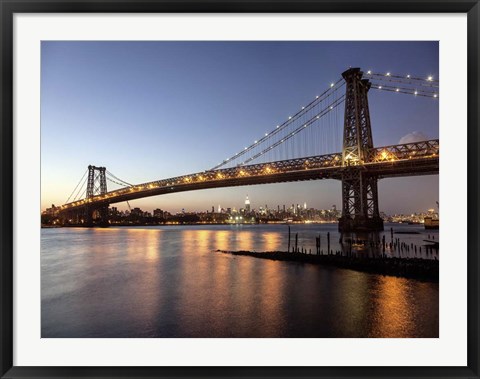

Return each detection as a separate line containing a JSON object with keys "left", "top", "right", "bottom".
{"left": 327, "top": 232, "right": 330, "bottom": 255}
{"left": 287, "top": 225, "right": 291, "bottom": 253}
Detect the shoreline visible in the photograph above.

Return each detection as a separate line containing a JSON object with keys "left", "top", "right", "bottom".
{"left": 41, "top": 221, "right": 339, "bottom": 228}
{"left": 216, "top": 249, "right": 439, "bottom": 282}
{"left": 41, "top": 221, "right": 433, "bottom": 228}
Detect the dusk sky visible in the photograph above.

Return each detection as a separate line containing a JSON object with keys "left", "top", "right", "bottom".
{"left": 41, "top": 41, "right": 439, "bottom": 214}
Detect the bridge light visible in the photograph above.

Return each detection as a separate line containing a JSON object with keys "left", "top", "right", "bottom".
{"left": 414, "top": 91, "right": 418, "bottom": 95}
{"left": 302, "top": 107, "right": 305, "bottom": 110}
{"left": 378, "top": 86, "right": 382, "bottom": 89}
{"left": 330, "top": 83, "right": 334, "bottom": 87}
{"left": 244, "top": 147, "right": 247, "bottom": 150}
{"left": 330, "top": 106, "right": 333, "bottom": 110}
{"left": 396, "top": 88, "right": 400, "bottom": 92}
{"left": 316, "top": 116, "right": 320, "bottom": 119}
{"left": 427, "top": 76, "right": 433, "bottom": 81}
{"left": 276, "top": 125, "right": 280, "bottom": 128}
{"left": 316, "top": 95, "right": 319, "bottom": 99}
{"left": 433, "top": 94, "right": 438, "bottom": 98}
{"left": 254, "top": 140, "right": 257, "bottom": 143}
{"left": 265, "top": 133, "right": 268, "bottom": 136}
{"left": 288, "top": 116, "right": 292, "bottom": 119}
{"left": 367, "top": 70, "right": 372, "bottom": 74}
{"left": 407, "top": 74, "right": 411, "bottom": 78}
{"left": 386, "top": 72, "right": 391, "bottom": 76}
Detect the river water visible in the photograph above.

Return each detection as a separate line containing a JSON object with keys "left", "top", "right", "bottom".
{"left": 41, "top": 223, "right": 438, "bottom": 338}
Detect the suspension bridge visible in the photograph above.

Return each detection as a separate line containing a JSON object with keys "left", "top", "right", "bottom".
{"left": 54, "top": 68, "right": 439, "bottom": 231}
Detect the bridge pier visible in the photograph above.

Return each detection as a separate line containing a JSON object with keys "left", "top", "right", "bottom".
{"left": 338, "top": 170, "right": 384, "bottom": 232}
{"left": 58, "top": 205, "right": 109, "bottom": 227}
{"left": 338, "top": 68, "right": 384, "bottom": 233}
{"left": 94, "top": 205, "right": 110, "bottom": 227}
{"left": 338, "top": 215, "right": 384, "bottom": 233}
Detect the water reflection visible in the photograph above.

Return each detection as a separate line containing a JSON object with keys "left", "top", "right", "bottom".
{"left": 41, "top": 224, "right": 438, "bottom": 338}
{"left": 369, "top": 276, "right": 415, "bottom": 337}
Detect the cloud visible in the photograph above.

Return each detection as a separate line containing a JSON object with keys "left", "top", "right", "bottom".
{"left": 399, "top": 131, "right": 429, "bottom": 144}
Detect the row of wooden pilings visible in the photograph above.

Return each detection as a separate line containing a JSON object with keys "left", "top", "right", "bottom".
{"left": 287, "top": 225, "right": 334, "bottom": 255}
{"left": 285, "top": 226, "right": 438, "bottom": 258}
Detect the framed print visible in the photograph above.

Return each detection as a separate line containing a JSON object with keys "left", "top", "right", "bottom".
{"left": 1, "top": 1, "right": 479, "bottom": 378}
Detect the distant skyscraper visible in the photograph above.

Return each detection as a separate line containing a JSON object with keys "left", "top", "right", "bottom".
{"left": 304, "top": 202, "right": 307, "bottom": 210}
{"left": 245, "top": 195, "right": 251, "bottom": 212}
{"left": 218, "top": 204, "right": 221, "bottom": 213}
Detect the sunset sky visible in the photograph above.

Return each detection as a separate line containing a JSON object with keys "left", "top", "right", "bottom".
{"left": 41, "top": 41, "right": 439, "bottom": 214}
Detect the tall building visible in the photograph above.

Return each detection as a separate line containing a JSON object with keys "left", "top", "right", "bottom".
{"left": 245, "top": 195, "right": 251, "bottom": 212}
{"left": 153, "top": 208, "right": 164, "bottom": 218}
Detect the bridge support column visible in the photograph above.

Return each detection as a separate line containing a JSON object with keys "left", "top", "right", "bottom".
{"left": 96, "top": 205, "right": 110, "bottom": 227}
{"left": 339, "top": 170, "right": 383, "bottom": 232}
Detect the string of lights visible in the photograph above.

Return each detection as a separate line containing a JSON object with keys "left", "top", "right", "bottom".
{"left": 239, "top": 95, "right": 345, "bottom": 166}
{"left": 364, "top": 70, "right": 439, "bottom": 86}
{"left": 370, "top": 83, "right": 439, "bottom": 98}
{"left": 211, "top": 78, "right": 345, "bottom": 170}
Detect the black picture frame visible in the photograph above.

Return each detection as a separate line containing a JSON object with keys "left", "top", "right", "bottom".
{"left": 1, "top": 1, "right": 479, "bottom": 378}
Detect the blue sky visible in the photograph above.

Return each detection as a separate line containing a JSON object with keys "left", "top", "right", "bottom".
{"left": 41, "top": 41, "right": 438, "bottom": 214}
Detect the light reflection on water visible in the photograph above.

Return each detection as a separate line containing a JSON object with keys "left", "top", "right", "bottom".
{"left": 41, "top": 224, "right": 438, "bottom": 338}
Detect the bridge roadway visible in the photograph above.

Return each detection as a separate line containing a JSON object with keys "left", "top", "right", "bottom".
{"left": 59, "top": 139, "right": 439, "bottom": 213}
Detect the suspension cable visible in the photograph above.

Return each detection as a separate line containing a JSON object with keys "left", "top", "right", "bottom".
{"left": 72, "top": 177, "right": 88, "bottom": 202}
{"left": 240, "top": 95, "right": 345, "bottom": 165}
{"left": 107, "top": 177, "right": 131, "bottom": 188}
{"left": 65, "top": 169, "right": 88, "bottom": 204}
{"left": 370, "top": 83, "right": 438, "bottom": 98}
{"left": 364, "top": 71, "right": 439, "bottom": 88}
{"left": 106, "top": 170, "right": 133, "bottom": 187}
{"left": 211, "top": 78, "right": 344, "bottom": 170}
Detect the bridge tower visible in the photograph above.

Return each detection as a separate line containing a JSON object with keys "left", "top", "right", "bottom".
{"left": 85, "top": 165, "right": 109, "bottom": 226}
{"left": 87, "top": 165, "right": 107, "bottom": 198}
{"left": 338, "top": 68, "right": 384, "bottom": 232}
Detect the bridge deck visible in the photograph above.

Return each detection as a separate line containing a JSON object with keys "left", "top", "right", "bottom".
{"left": 59, "top": 140, "right": 439, "bottom": 212}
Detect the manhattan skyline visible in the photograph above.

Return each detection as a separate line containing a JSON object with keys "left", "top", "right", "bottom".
{"left": 41, "top": 41, "right": 439, "bottom": 214}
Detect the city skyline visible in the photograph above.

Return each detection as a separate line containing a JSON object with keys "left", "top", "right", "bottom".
{"left": 41, "top": 41, "right": 439, "bottom": 214}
